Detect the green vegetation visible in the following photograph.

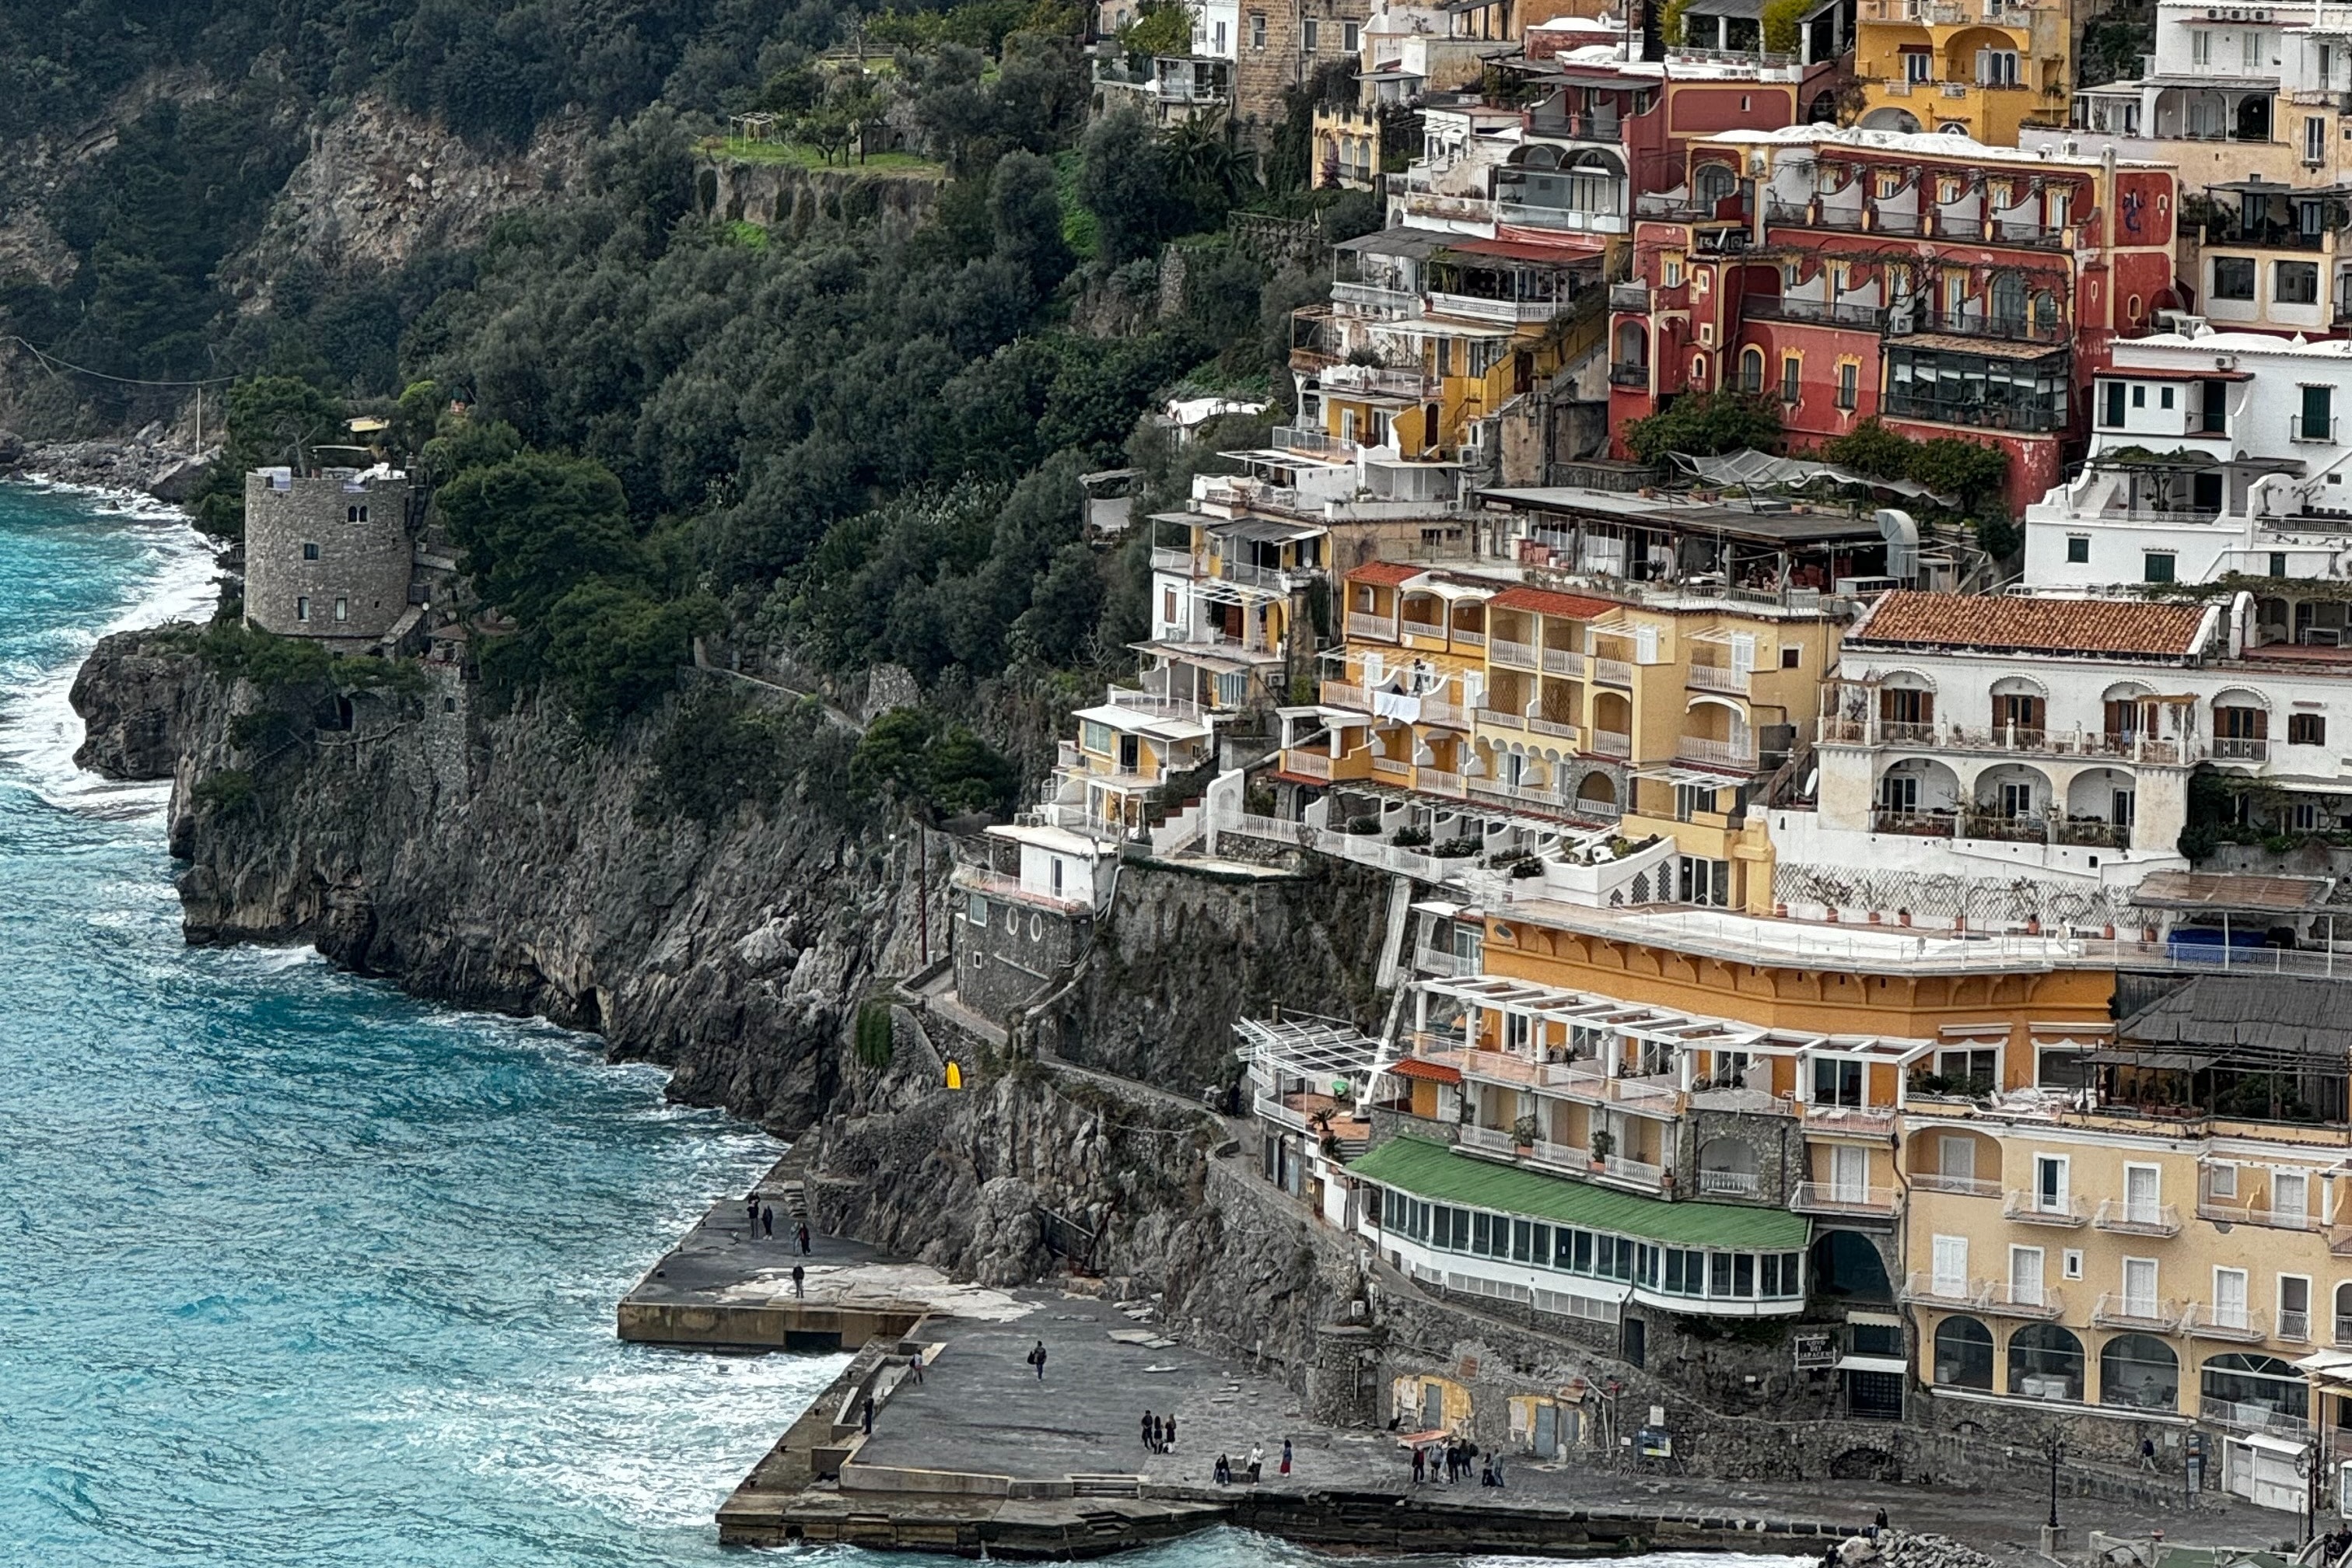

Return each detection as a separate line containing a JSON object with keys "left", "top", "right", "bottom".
{"left": 709, "top": 138, "right": 946, "bottom": 176}
{"left": 855, "top": 999, "right": 898, "bottom": 1069}
{"left": 1818, "top": 418, "right": 2014, "bottom": 553}
{"left": 1759, "top": 0, "right": 1810, "bottom": 52}
{"left": 639, "top": 683, "right": 856, "bottom": 827}
{"left": 1622, "top": 391, "right": 1781, "bottom": 466}
{"left": 851, "top": 705, "right": 1017, "bottom": 820}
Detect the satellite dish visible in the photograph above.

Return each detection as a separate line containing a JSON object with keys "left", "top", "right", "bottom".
{"left": 1804, "top": 767, "right": 1819, "bottom": 797}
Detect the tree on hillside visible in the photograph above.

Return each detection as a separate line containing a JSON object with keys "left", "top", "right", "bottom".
{"left": 192, "top": 376, "right": 350, "bottom": 541}
{"left": 437, "top": 451, "right": 642, "bottom": 628}
{"left": 1621, "top": 391, "right": 1780, "bottom": 466}
{"left": 1079, "top": 107, "right": 1175, "bottom": 264}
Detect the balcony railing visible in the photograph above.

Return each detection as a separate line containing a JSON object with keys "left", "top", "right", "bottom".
{"left": 1321, "top": 361, "right": 1440, "bottom": 400}
{"left": 1609, "top": 282, "right": 1650, "bottom": 312}
{"left": 1592, "top": 656, "right": 1633, "bottom": 686}
{"left": 1909, "top": 1172, "right": 2000, "bottom": 1198}
{"left": 1272, "top": 424, "right": 1358, "bottom": 458}
{"left": 1541, "top": 646, "right": 1580, "bottom": 677}
{"left": 2198, "top": 1188, "right": 2314, "bottom": 1230}
{"left": 1321, "top": 680, "right": 1370, "bottom": 709}
{"left": 2201, "top": 1396, "right": 2308, "bottom": 1433}
{"left": 1589, "top": 729, "right": 1632, "bottom": 758}
{"left": 1697, "top": 1168, "right": 1762, "bottom": 1197}
{"left": 2091, "top": 1293, "right": 2183, "bottom": 1332}
{"left": 2003, "top": 1190, "right": 2089, "bottom": 1227}
{"left": 1818, "top": 715, "right": 2203, "bottom": 765}
{"left": 2336, "top": 1314, "right": 2352, "bottom": 1346}
{"left": 1151, "top": 545, "right": 1199, "bottom": 575}
{"left": 1686, "top": 662, "right": 1752, "bottom": 695}
{"left": 2092, "top": 1199, "right": 2182, "bottom": 1237}
{"left": 1528, "top": 716, "right": 1580, "bottom": 743}
{"left": 1476, "top": 707, "right": 1525, "bottom": 731}
{"left": 1412, "top": 943, "right": 1475, "bottom": 977}
{"left": 2179, "top": 1302, "right": 2266, "bottom": 1340}
{"left": 1902, "top": 1272, "right": 2064, "bottom": 1318}
{"left": 1744, "top": 296, "right": 1890, "bottom": 331}
{"left": 1344, "top": 612, "right": 1398, "bottom": 642}
{"left": 1489, "top": 636, "right": 1539, "bottom": 670}
{"left": 1676, "top": 736, "right": 1759, "bottom": 772}
{"left": 2293, "top": 414, "right": 2340, "bottom": 443}
{"left": 1599, "top": 1153, "right": 1666, "bottom": 1191}
{"left": 1459, "top": 1123, "right": 1518, "bottom": 1155}
{"left": 2280, "top": 1307, "right": 2312, "bottom": 1343}
{"left": 2214, "top": 736, "right": 2270, "bottom": 761}
{"left": 1792, "top": 1181, "right": 1900, "bottom": 1216}
{"left": 1283, "top": 749, "right": 1335, "bottom": 780}
{"left": 1881, "top": 392, "right": 2061, "bottom": 433}
{"left": 1529, "top": 1138, "right": 1591, "bottom": 1171}
{"left": 1419, "top": 766, "right": 1466, "bottom": 797}
{"left": 1609, "top": 362, "right": 1651, "bottom": 388}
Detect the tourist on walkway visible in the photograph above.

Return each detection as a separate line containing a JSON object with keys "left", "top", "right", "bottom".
{"left": 1149, "top": 1414, "right": 1162, "bottom": 1452}
{"left": 1027, "top": 1341, "right": 1048, "bottom": 1380}
{"left": 1279, "top": 1439, "right": 1291, "bottom": 1477}
{"left": 1214, "top": 1454, "right": 1231, "bottom": 1486}
{"left": 761, "top": 1204, "right": 775, "bottom": 1239}
{"left": 861, "top": 1395, "right": 874, "bottom": 1435}
{"left": 1480, "top": 1455, "right": 1496, "bottom": 1486}
{"left": 1141, "top": 1412, "right": 1154, "bottom": 1451}
{"left": 1492, "top": 1453, "right": 1504, "bottom": 1489}
{"left": 1247, "top": 1444, "right": 1263, "bottom": 1483}
{"left": 745, "top": 1196, "right": 760, "bottom": 1232}
{"left": 1873, "top": 1507, "right": 1888, "bottom": 1538}
{"left": 791, "top": 1264, "right": 804, "bottom": 1298}
{"left": 1164, "top": 1414, "right": 1175, "bottom": 1452}
{"left": 1411, "top": 1446, "right": 1426, "bottom": 1485}
{"left": 797, "top": 1221, "right": 812, "bottom": 1255}
{"left": 2140, "top": 1437, "right": 2158, "bottom": 1472}
{"left": 909, "top": 1350, "right": 923, "bottom": 1384}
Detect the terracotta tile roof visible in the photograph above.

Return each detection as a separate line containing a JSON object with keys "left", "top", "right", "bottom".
{"left": 1489, "top": 585, "right": 1618, "bottom": 621}
{"left": 1850, "top": 591, "right": 2211, "bottom": 659}
{"left": 1346, "top": 561, "right": 1424, "bottom": 587}
{"left": 1390, "top": 1058, "right": 1462, "bottom": 1086}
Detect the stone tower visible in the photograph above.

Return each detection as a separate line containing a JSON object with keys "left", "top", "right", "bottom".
{"left": 242, "top": 466, "right": 417, "bottom": 651}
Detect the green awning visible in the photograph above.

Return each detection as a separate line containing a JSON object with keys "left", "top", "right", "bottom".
{"left": 1347, "top": 1135, "right": 1810, "bottom": 1251}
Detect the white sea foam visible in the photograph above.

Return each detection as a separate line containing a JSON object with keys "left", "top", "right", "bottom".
{"left": 0, "top": 483, "right": 218, "bottom": 814}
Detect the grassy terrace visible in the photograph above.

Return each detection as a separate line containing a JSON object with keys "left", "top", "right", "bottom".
{"left": 701, "top": 136, "right": 946, "bottom": 177}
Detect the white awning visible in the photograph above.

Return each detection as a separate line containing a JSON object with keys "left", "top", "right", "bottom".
{"left": 1834, "top": 1355, "right": 1909, "bottom": 1375}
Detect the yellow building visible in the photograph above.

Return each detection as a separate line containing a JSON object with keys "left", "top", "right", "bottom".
{"left": 1366, "top": 899, "right": 2110, "bottom": 1417}
{"left": 1852, "top": 0, "right": 2070, "bottom": 146}
{"left": 1902, "top": 971, "right": 2352, "bottom": 1488}
{"left": 1044, "top": 692, "right": 1215, "bottom": 837}
{"left": 1276, "top": 559, "right": 1846, "bottom": 908}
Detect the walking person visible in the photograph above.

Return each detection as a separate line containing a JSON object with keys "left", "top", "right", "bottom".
{"left": 2140, "top": 1437, "right": 2158, "bottom": 1472}
{"left": 797, "top": 1221, "right": 811, "bottom": 1255}
{"left": 744, "top": 1195, "right": 760, "bottom": 1233}
{"left": 1141, "top": 1412, "right": 1154, "bottom": 1451}
{"left": 1149, "top": 1414, "right": 1163, "bottom": 1452}
{"left": 761, "top": 1204, "right": 775, "bottom": 1240}
{"left": 1248, "top": 1444, "right": 1263, "bottom": 1484}
{"left": 861, "top": 1395, "right": 874, "bottom": 1435}
{"left": 1028, "top": 1341, "right": 1048, "bottom": 1381}
{"left": 909, "top": 1349, "right": 923, "bottom": 1384}
{"left": 1492, "top": 1452, "right": 1504, "bottom": 1489}
{"left": 791, "top": 1263, "right": 805, "bottom": 1298}
{"left": 1279, "top": 1438, "right": 1292, "bottom": 1477}
{"left": 1411, "top": 1446, "right": 1426, "bottom": 1485}
{"left": 1163, "top": 1414, "right": 1175, "bottom": 1453}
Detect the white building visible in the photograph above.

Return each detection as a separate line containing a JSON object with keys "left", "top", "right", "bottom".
{"left": 2024, "top": 330, "right": 2352, "bottom": 591}
{"left": 1783, "top": 588, "right": 2352, "bottom": 928}
{"left": 1192, "top": 0, "right": 1239, "bottom": 57}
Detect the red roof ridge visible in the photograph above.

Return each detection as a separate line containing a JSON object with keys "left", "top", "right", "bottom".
{"left": 1850, "top": 590, "right": 2210, "bottom": 658}
{"left": 1346, "top": 561, "right": 1424, "bottom": 586}
{"left": 1490, "top": 584, "right": 1619, "bottom": 620}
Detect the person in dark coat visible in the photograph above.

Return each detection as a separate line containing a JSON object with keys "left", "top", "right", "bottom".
{"left": 861, "top": 1395, "right": 874, "bottom": 1435}
{"left": 761, "top": 1205, "right": 775, "bottom": 1239}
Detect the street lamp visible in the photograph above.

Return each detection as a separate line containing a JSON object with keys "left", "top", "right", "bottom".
{"left": 2045, "top": 1426, "right": 2065, "bottom": 1532}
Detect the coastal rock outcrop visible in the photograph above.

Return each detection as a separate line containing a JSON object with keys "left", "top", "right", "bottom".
{"left": 70, "top": 626, "right": 206, "bottom": 779}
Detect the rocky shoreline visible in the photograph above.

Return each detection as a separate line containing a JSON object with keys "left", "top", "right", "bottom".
{"left": 2, "top": 426, "right": 215, "bottom": 501}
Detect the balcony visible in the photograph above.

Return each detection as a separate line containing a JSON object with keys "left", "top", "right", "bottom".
{"left": 1418, "top": 766, "right": 1467, "bottom": 798}
{"left": 1686, "top": 662, "right": 1751, "bottom": 696}
{"left": 2179, "top": 1302, "right": 2267, "bottom": 1341}
{"left": 2198, "top": 1188, "right": 2315, "bottom": 1230}
{"left": 1902, "top": 1272, "right": 2063, "bottom": 1318}
{"left": 1344, "top": 612, "right": 1397, "bottom": 642}
{"left": 1321, "top": 679, "right": 1370, "bottom": 709}
{"left": 1412, "top": 943, "right": 1475, "bottom": 978}
{"left": 2002, "top": 1191, "right": 2088, "bottom": 1227}
{"left": 1591, "top": 656, "right": 1633, "bottom": 686}
{"left": 1976, "top": 1281, "right": 2066, "bottom": 1319}
{"left": 2091, "top": 1293, "right": 2184, "bottom": 1332}
{"left": 1793, "top": 1181, "right": 1900, "bottom": 1216}
{"left": 2201, "top": 1397, "right": 2308, "bottom": 1434}
{"left": 2092, "top": 1199, "right": 2182, "bottom": 1237}
{"left": 1429, "top": 288, "right": 1580, "bottom": 326}
{"left": 1676, "top": 736, "right": 1759, "bottom": 772}
{"left": 1540, "top": 646, "right": 1580, "bottom": 677}
{"left": 1528, "top": 716, "right": 1580, "bottom": 744}
{"left": 2293, "top": 414, "right": 2340, "bottom": 444}
{"left": 1476, "top": 707, "right": 1525, "bottom": 731}
{"left": 1608, "top": 362, "right": 1650, "bottom": 388}
{"left": 1610, "top": 282, "right": 1650, "bottom": 313}
{"left": 1373, "top": 757, "right": 1412, "bottom": 782}
{"left": 1458, "top": 1123, "right": 1519, "bottom": 1156}
{"left": 1697, "top": 1168, "right": 1762, "bottom": 1198}
{"left": 1909, "top": 1172, "right": 2000, "bottom": 1198}
{"left": 2280, "top": 1308, "right": 2312, "bottom": 1343}
{"left": 1598, "top": 1153, "right": 1667, "bottom": 1192}
{"left": 1588, "top": 730, "right": 1632, "bottom": 758}
{"left": 1320, "top": 361, "right": 1439, "bottom": 401}
{"left": 1881, "top": 391, "right": 2061, "bottom": 434}
{"left": 1489, "top": 636, "right": 1539, "bottom": 670}
{"left": 1528, "top": 1138, "right": 1591, "bottom": 1172}
{"left": 1743, "top": 296, "right": 1890, "bottom": 331}
{"left": 2214, "top": 737, "right": 2270, "bottom": 761}
{"left": 1151, "top": 545, "right": 1199, "bottom": 575}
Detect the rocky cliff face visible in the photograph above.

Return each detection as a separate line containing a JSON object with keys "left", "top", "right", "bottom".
{"left": 225, "top": 95, "right": 590, "bottom": 311}
{"left": 70, "top": 623, "right": 210, "bottom": 779}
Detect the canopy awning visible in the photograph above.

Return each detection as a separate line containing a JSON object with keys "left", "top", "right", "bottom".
{"left": 2129, "top": 870, "right": 2336, "bottom": 915}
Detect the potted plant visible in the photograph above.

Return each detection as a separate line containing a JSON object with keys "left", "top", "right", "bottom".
{"left": 1512, "top": 1113, "right": 1538, "bottom": 1153}
{"left": 1589, "top": 1127, "right": 1615, "bottom": 1171}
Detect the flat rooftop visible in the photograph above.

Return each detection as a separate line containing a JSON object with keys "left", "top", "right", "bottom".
{"left": 1499, "top": 899, "right": 2088, "bottom": 975}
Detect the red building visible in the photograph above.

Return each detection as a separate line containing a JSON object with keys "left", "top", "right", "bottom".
{"left": 1605, "top": 125, "right": 2179, "bottom": 514}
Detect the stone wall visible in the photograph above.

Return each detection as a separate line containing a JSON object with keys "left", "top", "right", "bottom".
{"left": 695, "top": 159, "right": 941, "bottom": 241}
{"left": 242, "top": 472, "right": 416, "bottom": 647}
{"left": 950, "top": 894, "right": 1089, "bottom": 1023}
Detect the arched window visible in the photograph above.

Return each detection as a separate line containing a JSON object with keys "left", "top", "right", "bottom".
{"left": 1738, "top": 346, "right": 1766, "bottom": 395}
{"left": 2007, "top": 1321, "right": 2085, "bottom": 1401}
{"left": 2098, "top": 1335, "right": 2179, "bottom": 1410}
{"left": 2201, "top": 1353, "right": 2308, "bottom": 1426}
{"left": 1694, "top": 162, "right": 1738, "bottom": 208}
{"left": 2032, "top": 291, "right": 2060, "bottom": 334}
{"left": 1933, "top": 1316, "right": 1994, "bottom": 1389}
{"left": 1615, "top": 320, "right": 1648, "bottom": 369}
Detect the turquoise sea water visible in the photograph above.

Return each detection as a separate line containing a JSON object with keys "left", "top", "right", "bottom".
{"left": 0, "top": 479, "right": 1797, "bottom": 1568}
